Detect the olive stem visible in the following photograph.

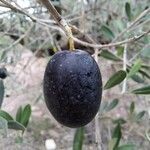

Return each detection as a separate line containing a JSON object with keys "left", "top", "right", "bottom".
{"left": 60, "top": 19, "right": 75, "bottom": 50}
{"left": 39, "top": 0, "right": 75, "bottom": 51}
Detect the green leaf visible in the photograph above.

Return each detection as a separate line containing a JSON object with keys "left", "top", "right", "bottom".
{"left": 105, "top": 99, "right": 119, "bottom": 112}
{"left": 104, "top": 70, "right": 127, "bottom": 90}
{"left": 0, "top": 51, "right": 7, "bottom": 62}
{"left": 113, "top": 20, "right": 125, "bottom": 33}
{"left": 99, "top": 50, "right": 122, "bottom": 61}
{"left": 127, "top": 60, "right": 142, "bottom": 78}
{"left": 117, "top": 144, "right": 135, "bottom": 150}
{"left": 73, "top": 127, "right": 84, "bottom": 150}
{"left": 141, "top": 64, "right": 150, "bottom": 70}
{"left": 130, "top": 102, "right": 135, "bottom": 114}
{"left": 131, "top": 74, "right": 144, "bottom": 83}
{"left": 0, "top": 116, "right": 8, "bottom": 135}
{"left": 0, "top": 80, "right": 4, "bottom": 107}
{"left": 125, "top": 2, "right": 132, "bottom": 21}
{"left": 135, "top": 111, "right": 146, "bottom": 121}
{"left": 101, "top": 25, "right": 115, "bottom": 40}
{"left": 0, "top": 110, "right": 14, "bottom": 121}
{"left": 132, "top": 85, "right": 150, "bottom": 94}
{"left": 100, "top": 101, "right": 109, "bottom": 113}
{"left": 20, "top": 104, "right": 31, "bottom": 127}
{"left": 113, "top": 118, "right": 126, "bottom": 125}
{"left": 16, "top": 106, "right": 23, "bottom": 123}
{"left": 8, "top": 120, "right": 25, "bottom": 132}
{"left": 108, "top": 138, "right": 118, "bottom": 150}
{"left": 112, "top": 124, "right": 122, "bottom": 149}
{"left": 139, "top": 70, "right": 150, "bottom": 79}
{"left": 116, "top": 46, "right": 124, "bottom": 57}
{"left": 0, "top": 116, "right": 7, "bottom": 129}
{"left": 145, "top": 128, "right": 150, "bottom": 141}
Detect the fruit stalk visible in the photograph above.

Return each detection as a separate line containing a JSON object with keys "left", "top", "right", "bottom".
{"left": 39, "top": 0, "right": 74, "bottom": 50}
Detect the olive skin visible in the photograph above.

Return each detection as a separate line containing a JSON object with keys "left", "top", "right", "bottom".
{"left": 43, "top": 49, "right": 102, "bottom": 128}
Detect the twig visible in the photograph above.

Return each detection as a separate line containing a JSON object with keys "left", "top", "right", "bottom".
{"left": 0, "top": 1, "right": 79, "bottom": 24}
{"left": 94, "top": 49, "right": 102, "bottom": 150}
{"left": 80, "top": 0, "right": 85, "bottom": 32}
{"left": 93, "top": 3, "right": 102, "bottom": 147}
{"left": 38, "top": 0, "right": 61, "bottom": 23}
{"left": 113, "top": 8, "right": 150, "bottom": 41}
{"left": 131, "top": 19, "right": 150, "bottom": 32}
{"left": 121, "top": 44, "right": 128, "bottom": 94}
{"left": 1, "top": 0, "right": 149, "bottom": 51}
{"left": 0, "top": 0, "right": 37, "bottom": 22}
{"left": 1, "top": 23, "right": 34, "bottom": 52}
{"left": 39, "top": 0, "right": 74, "bottom": 50}
{"left": 70, "top": 25, "right": 96, "bottom": 44}
{"left": 0, "top": 2, "right": 7, "bottom": 7}
{"left": 73, "top": 30, "right": 150, "bottom": 49}
{"left": 145, "top": 128, "right": 150, "bottom": 142}
{"left": 95, "top": 114, "right": 102, "bottom": 150}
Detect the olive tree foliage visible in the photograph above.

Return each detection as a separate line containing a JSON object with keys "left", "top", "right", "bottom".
{"left": 0, "top": 0, "right": 150, "bottom": 149}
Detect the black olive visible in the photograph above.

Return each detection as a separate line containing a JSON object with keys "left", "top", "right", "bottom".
{"left": 0, "top": 68, "right": 8, "bottom": 79}
{"left": 43, "top": 49, "right": 102, "bottom": 128}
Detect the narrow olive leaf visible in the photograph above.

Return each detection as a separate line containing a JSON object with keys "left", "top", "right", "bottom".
{"left": 20, "top": 104, "right": 31, "bottom": 127}
{"left": 99, "top": 50, "right": 122, "bottom": 61}
{"left": 0, "top": 80, "right": 4, "bottom": 107}
{"left": 73, "top": 127, "right": 84, "bottom": 150}
{"left": 104, "top": 70, "right": 127, "bottom": 90}
{"left": 16, "top": 106, "right": 22, "bottom": 123}
{"left": 131, "top": 74, "right": 144, "bottom": 83}
{"left": 101, "top": 25, "right": 115, "bottom": 40}
{"left": 130, "top": 102, "right": 135, "bottom": 114}
{"left": 116, "top": 144, "right": 135, "bottom": 150}
{"left": 0, "top": 116, "right": 8, "bottom": 135}
{"left": 139, "top": 69, "right": 150, "bottom": 79}
{"left": 135, "top": 111, "right": 146, "bottom": 121}
{"left": 141, "top": 64, "right": 150, "bottom": 70}
{"left": 145, "top": 129, "right": 150, "bottom": 141}
{"left": 127, "top": 60, "right": 142, "bottom": 79}
{"left": 0, "top": 51, "right": 7, "bottom": 61}
{"left": 105, "top": 99, "right": 119, "bottom": 112}
{"left": 125, "top": 2, "right": 132, "bottom": 21}
{"left": 132, "top": 85, "right": 150, "bottom": 94}
{"left": 8, "top": 120, "right": 25, "bottom": 132}
{"left": 112, "top": 123, "right": 122, "bottom": 149}
{"left": 116, "top": 46, "right": 124, "bottom": 57}
{"left": 113, "top": 118, "right": 126, "bottom": 125}
{"left": 108, "top": 138, "right": 118, "bottom": 150}
{"left": 0, "top": 110, "right": 14, "bottom": 121}
{"left": 0, "top": 116, "right": 8, "bottom": 129}
{"left": 100, "top": 101, "right": 109, "bottom": 114}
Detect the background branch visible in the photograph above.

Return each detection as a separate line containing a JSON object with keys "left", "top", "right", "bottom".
{"left": 113, "top": 7, "right": 150, "bottom": 41}
{"left": 73, "top": 30, "right": 150, "bottom": 49}
{"left": 0, "top": 0, "right": 149, "bottom": 51}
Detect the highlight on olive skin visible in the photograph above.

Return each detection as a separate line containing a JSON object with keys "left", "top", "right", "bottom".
{"left": 43, "top": 49, "right": 102, "bottom": 128}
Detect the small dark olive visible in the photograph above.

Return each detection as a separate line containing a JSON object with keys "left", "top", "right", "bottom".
{"left": 0, "top": 68, "right": 8, "bottom": 79}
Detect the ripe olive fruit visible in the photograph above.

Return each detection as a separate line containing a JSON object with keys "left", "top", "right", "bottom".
{"left": 0, "top": 68, "right": 8, "bottom": 79}
{"left": 43, "top": 49, "right": 102, "bottom": 128}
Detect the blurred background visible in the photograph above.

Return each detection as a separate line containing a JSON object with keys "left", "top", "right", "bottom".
{"left": 0, "top": 0, "right": 150, "bottom": 150}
